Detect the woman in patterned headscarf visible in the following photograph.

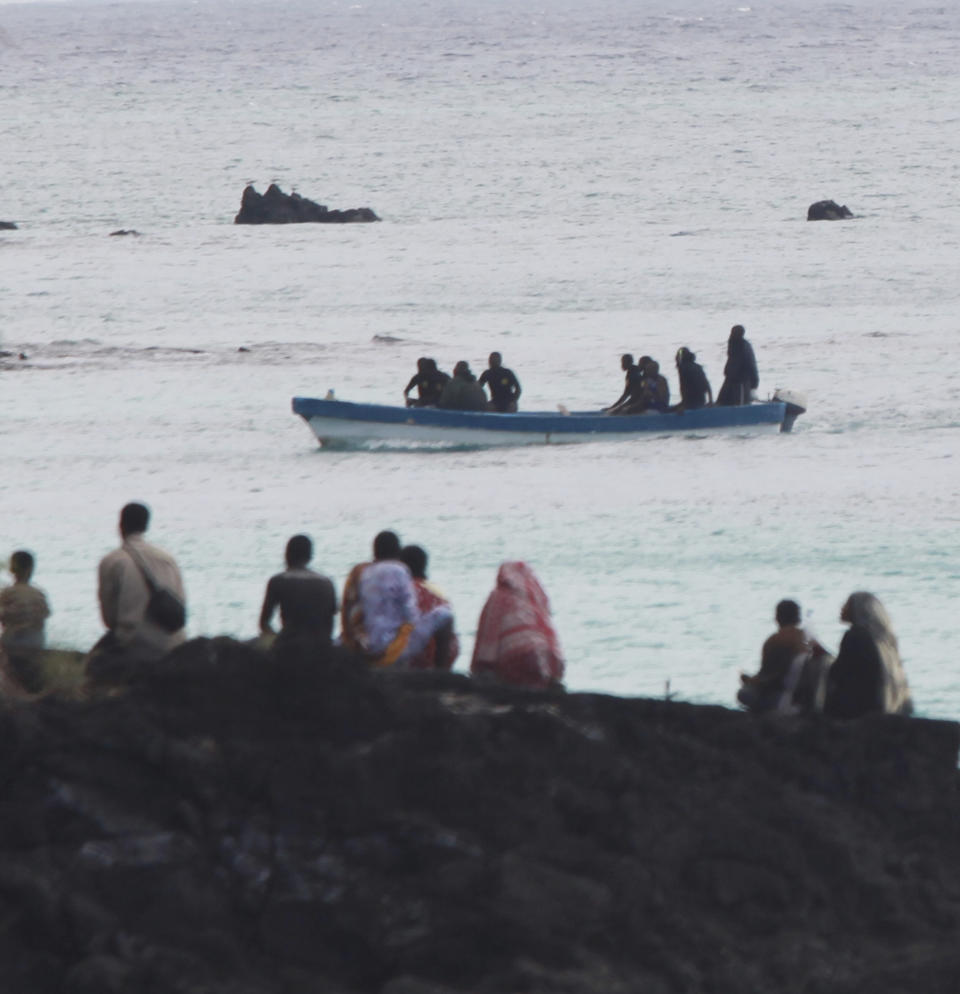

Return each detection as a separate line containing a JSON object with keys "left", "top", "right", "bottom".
{"left": 470, "top": 561, "right": 564, "bottom": 689}
{"left": 824, "top": 591, "right": 912, "bottom": 718}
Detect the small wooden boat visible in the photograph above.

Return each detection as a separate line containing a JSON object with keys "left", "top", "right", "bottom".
{"left": 292, "top": 390, "right": 806, "bottom": 449}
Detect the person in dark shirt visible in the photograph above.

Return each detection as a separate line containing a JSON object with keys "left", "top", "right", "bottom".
{"left": 438, "top": 360, "right": 487, "bottom": 411}
{"left": 715, "top": 324, "right": 759, "bottom": 406}
{"left": 639, "top": 358, "right": 670, "bottom": 412}
{"left": 403, "top": 358, "right": 449, "bottom": 407}
{"left": 605, "top": 353, "right": 645, "bottom": 413}
{"left": 674, "top": 347, "right": 713, "bottom": 409}
{"left": 824, "top": 591, "right": 912, "bottom": 718}
{"left": 259, "top": 534, "right": 337, "bottom": 646}
{"left": 478, "top": 352, "right": 522, "bottom": 412}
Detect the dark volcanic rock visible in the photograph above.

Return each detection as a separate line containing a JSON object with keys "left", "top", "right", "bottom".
{"left": 234, "top": 184, "right": 380, "bottom": 225}
{"left": 0, "top": 636, "right": 958, "bottom": 994}
{"left": 807, "top": 199, "right": 854, "bottom": 220}
{"left": 0, "top": 221, "right": 18, "bottom": 230}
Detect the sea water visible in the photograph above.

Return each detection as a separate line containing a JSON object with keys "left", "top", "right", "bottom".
{"left": 2, "top": 0, "right": 960, "bottom": 717}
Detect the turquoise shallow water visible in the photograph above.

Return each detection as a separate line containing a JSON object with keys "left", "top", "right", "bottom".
{"left": 2, "top": 0, "right": 960, "bottom": 716}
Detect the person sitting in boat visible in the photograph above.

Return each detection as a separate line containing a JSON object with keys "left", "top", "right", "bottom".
{"left": 605, "top": 353, "right": 644, "bottom": 414}
{"left": 438, "top": 360, "right": 487, "bottom": 411}
{"left": 823, "top": 592, "right": 912, "bottom": 719}
{"left": 639, "top": 358, "right": 670, "bottom": 412}
{"left": 403, "top": 357, "right": 449, "bottom": 408}
{"left": 471, "top": 561, "right": 564, "bottom": 689}
{"left": 674, "top": 347, "right": 713, "bottom": 410}
{"left": 478, "top": 352, "right": 522, "bottom": 413}
{"left": 738, "top": 599, "right": 831, "bottom": 714}
{"left": 341, "top": 530, "right": 453, "bottom": 667}
{"left": 399, "top": 544, "right": 459, "bottom": 670}
{"left": 715, "top": 324, "right": 758, "bottom": 406}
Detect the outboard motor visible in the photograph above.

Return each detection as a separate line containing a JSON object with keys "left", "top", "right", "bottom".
{"left": 772, "top": 388, "right": 807, "bottom": 433}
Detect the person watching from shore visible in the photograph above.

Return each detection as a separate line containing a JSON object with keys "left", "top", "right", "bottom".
{"left": 86, "top": 502, "right": 186, "bottom": 686}
{"left": 259, "top": 534, "right": 337, "bottom": 649}
{"left": 341, "top": 530, "right": 453, "bottom": 666}
{"left": 438, "top": 360, "right": 487, "bottom": 411}
{"left": 715, "top": 324, "right": 759, "bottom": 406}
{"left": 605, "top": 353, "right": 644, "bottom": 414}
{"left": 403, "top": 357, "right": 449, "bottom": 408}
{"left": 674, "top": 347, "right": 713, "bottom": 410}
{"left": 478, "top": 352, "right": 522, "bottom": 413}
{"left": 471, "top": 561, "right": 564, "bottom": 689}
{"left": 738, "top": 599, "right": 831, "bottom": 714}
{"left": 399, "top": 544, "right": 459, "bottom": 669}
{"left": 341, "top": 529, "right": 400, "bottom": 651}
{"left": 0, "top": 550, "right": 51, "bottom": 693}
{"left": 824, "top": 592, "right": 912, "bottom": 719}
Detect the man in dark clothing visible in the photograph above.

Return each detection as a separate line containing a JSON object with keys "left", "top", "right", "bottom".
{"left": 478, "top": 352, "right": 522, "bottom": 412}
{"left": 674, "top": 347, "right": 713, "bottom": 409}
{"left": 259, "top": 534, "right": 337, "bottom": 646}
{"left": 438, "top": 361, "right": 487, "bottom": 411}
{"left": 403, "top": 358, "right": 449, "bottom": 407}
{"left": 638, "top": 358, "right": 670, "bottom": 412}
{"left": 605, "top": 353, "right": 645, "bottom": 413}
{"left": 715, "top": 324, "right": 759, "bottom": 406}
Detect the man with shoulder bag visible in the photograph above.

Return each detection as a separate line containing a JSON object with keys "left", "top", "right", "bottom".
{"left": 86, "top": 502, "right": 187, "bottom": 686}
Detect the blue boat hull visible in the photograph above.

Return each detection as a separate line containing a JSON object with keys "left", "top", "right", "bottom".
{"left": 292, "top": 396, "right": 803, "bottom": 449}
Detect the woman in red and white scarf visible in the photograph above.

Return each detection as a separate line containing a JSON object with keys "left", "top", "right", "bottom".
{"left": 470, "top": 561, "right": 564, "bottom": 689}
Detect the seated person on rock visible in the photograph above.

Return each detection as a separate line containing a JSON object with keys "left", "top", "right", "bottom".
{"left": 437, "top": 361, "right": 487, "bottom": 411}
{"left": 0, "top": 550, "right": 51, "bottom": 693}
{"left": 605, "top": 353, "right": 645, "bottom": 414}
{"left": 471, "top": 561, "right": 564, "bottom": 689}
{"left": 478, "top": 352, "right": 522, "bottom": 413}
{"left": 823, "top": 591, "right": 912, "bottom": 718}
{"left": 673, "top": 347, "right": 713, "bottom": 410}
{"left": 738, "top": 599, "right": 831, "bottom": 714}
{"left": 399, "top": 544, "right": 459, "bottom": 670}
{"left": 403, "top": 357, "right": 449, "bottom": 408}
{"left": 259, "top": 534, "right": 337, "bottom": 649}
{"left": 341, "top": 530, "right": 453, "bottom": 667}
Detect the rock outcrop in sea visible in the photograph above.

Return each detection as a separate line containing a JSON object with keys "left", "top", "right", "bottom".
{"left": 807, "top": 199, "right": 854, "bottom": 220}
{"left": 2, "top": 636, "right": 959, "bottom": 994}
{"left": 234, "top": 184, "right": 380, "bottom": 225}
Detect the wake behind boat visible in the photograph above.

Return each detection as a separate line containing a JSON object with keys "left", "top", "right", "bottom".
{"left": 292, "top": 391, "right": 806, "bottom": 450}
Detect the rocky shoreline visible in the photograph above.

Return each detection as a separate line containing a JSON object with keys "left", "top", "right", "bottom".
{"left": 1, "top": 636, "right": 959, "bottom": 994}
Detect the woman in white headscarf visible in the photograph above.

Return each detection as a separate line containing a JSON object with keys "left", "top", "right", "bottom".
{"left": 824, "top": 592, "right": 912, "bottom": 718}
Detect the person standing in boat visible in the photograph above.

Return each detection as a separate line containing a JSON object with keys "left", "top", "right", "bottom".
{"left": 478, "top": 352, "right": 522, "bottom": 413}
{"left": 715, "top": 324, "right": 759, "bottom": 406}
{"left": 403, "top": 357, "right": 449, "bottom": 407}
{"left": 438, "top": 360, "right": 487, "bottom": 411}
{"left": 674, "top": 347, "right": 713, "bottom": 410}
{"left": 605, "top": 353, "right": 644, "bottom": 414}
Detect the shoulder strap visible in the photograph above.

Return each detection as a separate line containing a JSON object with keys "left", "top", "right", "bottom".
{"left": 125, "top": 544, "right": 160, "bottom": 593}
